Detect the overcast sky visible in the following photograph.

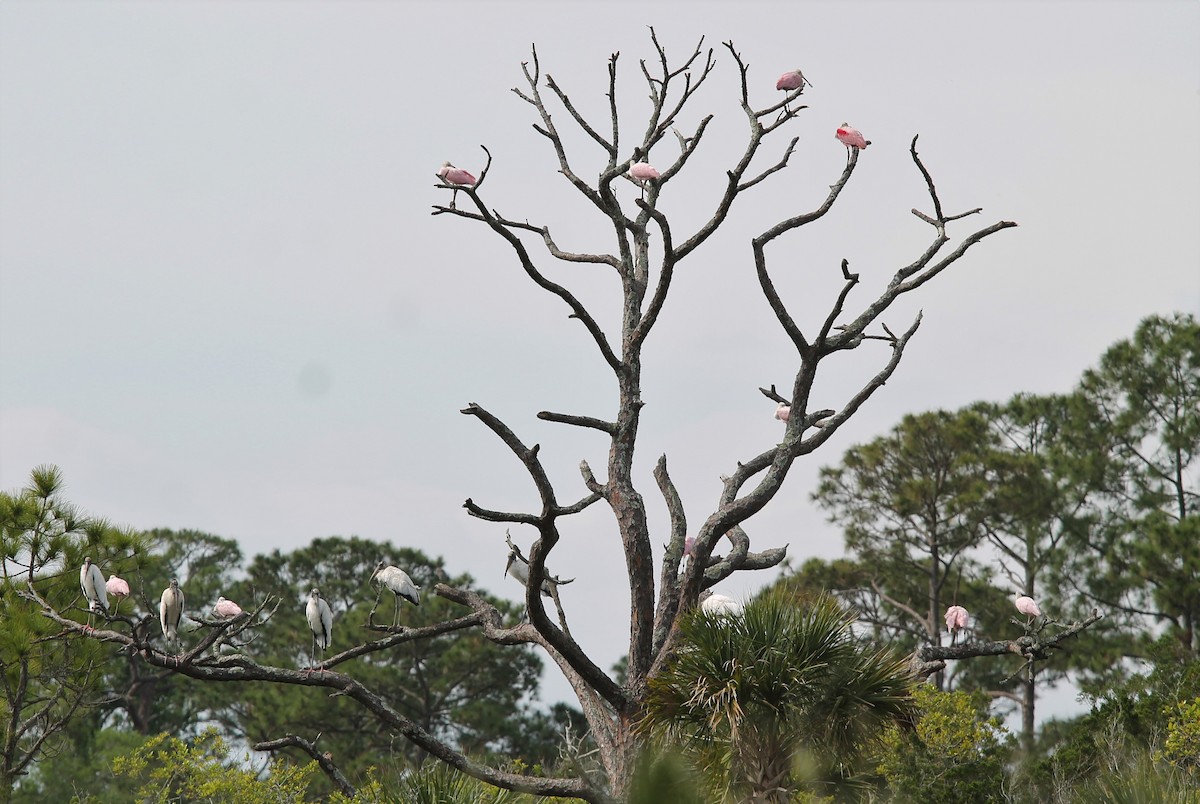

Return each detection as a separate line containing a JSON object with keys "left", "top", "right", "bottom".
{"left": 2, "top": 1, "right": 1198, "bottom": 720}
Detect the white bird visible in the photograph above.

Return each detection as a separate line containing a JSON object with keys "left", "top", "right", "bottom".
{"left": 505, "top": 550, "right": 574, "bottom": 598}
{"left": 213, "top": 596, "right": 243, "bottom": 619}
{"left": 106, "top": 574, "right": 130, "bottom": 615}
{"left": 775, "top": 403, "right": 791, "bottom": 423}
{"left": 79, "top": 557, "right": 108, "bottom": 629}
{"left": 699, "top": 590, "right": 743, "bottom": 616}
{"left": 945, "top": 605, "right": 969, "bottom": 645}
{"left": 372, "top": 562, "right": 421, "bottom": 627}
{"left": 160, "top": 578, "right": 185, "bottom": 644}
{"left": 305, "top": 588, "right": 334, "bottom": 668}
{"left": 1015, "top": 594, "right": 1041, "bottom": 624}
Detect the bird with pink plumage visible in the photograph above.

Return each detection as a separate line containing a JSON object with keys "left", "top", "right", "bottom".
{"left": 437, "top": 161, "right": 476, "bottom": 187}
{"left": 106, "top": 574, "right": 130, "bottom": 614}
{"left": 1014, "top": 594, "right": 1041, "bottom": 623}
{"left": 629, "top": 158, "right": 660, "bottom": 199}
{"left": 944, "top": 604, "right": 969, "bottom": 645}
{"left": 835, "top": 123, "right": 870, "bottom": 159}
{"left": 774, "top": 403, "right": 791, "bottom": 423}
{"left": 213, "top": 596, "right": 243, "bottom": 619}
{"left": 775, "top": 69, "right": 810, "bottom": 92}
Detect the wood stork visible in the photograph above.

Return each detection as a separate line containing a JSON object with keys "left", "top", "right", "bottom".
{"left": 105, "top": 574, "right": 130, "bottom": 615}
{"left": 213, "top": 596, "right": 243, "bottom": 619}
{"left": 160, "top": 578, "right": 185, "bottom": 644}
{"left": 306, "top": 588, "right": 334, "bottom": 668}
{"left": 699, "top": 590, "right": 743, "bottom": 616}
{"left": 944, "top": 604, "right": 969, "bottom": 645}
{"left": 371, "top": 562, "right": 421, "bottom": 627}
{"left": 79, "top": 558, "right": 107, "bottom": 629}
{"left": 505, "top": 550, "right": 574, "bottom": 598}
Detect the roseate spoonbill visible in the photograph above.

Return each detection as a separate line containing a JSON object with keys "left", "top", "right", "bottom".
{"left": 945, "top": 605, "right": 969, "bottom": 645}
{"left": 776, "top": 69, "right": 811, "bottom": 113}
{"left": 437, "top": 161, "right": 477, "bottom": 208}
{"left": 699, "top": 590, "right": 743, "bottom": 616}
{"left": 371, "top": 562, "right": 421, "bottom": 627}
{"left": 213, "top": 596, "right": 243, "bottom": 619}
{"left": 776, "top": 69, "right": 811, "bottom": 92}
{"left": 106, "top": 574, "right": 130, "bottom": 614}
{"left": 775, "top": 403, "right": 791, "bottom": 423}
{"left": 505, "top": 550, "right": 574, "bottom": 598}
{"left": 1015, "top": 594, "right": 1041, "bottom": 624}
{"left": 79, "top": 558, "right": 108, "bottom": 629}
{"left": 160, "top": 578, "right": 184, "bottom": 643}
{"left": 305, "top": 588, "right": 334, "bottom": 668}
{"left": 835, "top": 123, "right": 870, "bottom": 160}
{"left": 683, "top": 536, "right": 696, "bottom": 557}
{"left": 629, "top": 160, "right": 660, "bottom": 199}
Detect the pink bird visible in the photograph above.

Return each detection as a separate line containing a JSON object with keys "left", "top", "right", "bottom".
{"left": 774, "top": 403, "right": 791, "bottom": 423}
{"left": 213, "top": 596, "right": 243, "bottom": 619}
{"left": 944, "top": 605, "right": 969, "bottom": 645}
{"left": 1014, "top": 594, "right": 1041, "bottom": 623}
{"left": 437, "top": 161, "right": 476, "bottom": 186}
{"left": 106, "top": 574, "right": 130, "bottom": 614}
{"left": 683, "top": 536, "right": 696, "bottom": 557}
{"left": 835, "top": 123, "right": 870, "bottom": 159}
{"left": 437, "top": 161, "right": 477, "bottom": 209}
{"left": 776, "top": 69, "right": 811, "bottom": 92}
{"left": 629, "top": 159, "right": 660, "bottom": 199}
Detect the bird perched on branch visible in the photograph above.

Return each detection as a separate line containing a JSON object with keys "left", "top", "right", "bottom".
{"left": 79, "top": 557, "right": 107, "bottom": 629}
{"left": 106, "top": 574, "right": 130, "bottom": 614}
{"left": 944, "top": 605, "right": 969, "bottom": 645}
{"left": 776, "top": 68, "right": 811, "bottom": 93}
{"left": 437, "top": 161, "right": 477, "bottom": 208}
{"left": 775, "top": 403, "right": 791, "bottom": 423}
{"left": 160, "top": 578, "right": 185, "bottom": 644}
{"left": 306, "top": 588, "right": 334, "bottom": 668}
{"left": 629, "top": 159, "right": 660, "bottom": 199}
{"left": 506, "top": 548, "right": 574, "bottom": 598}
{"left": 213, "top": 596, "right": 243, "bottom": 619}
{"left": 371, "top": 562, "right": 421, "bottom": 627}
{"left": 835, "top": 123, "right": 870, "bottom": 159}
{"left": 1014, "top": 594, "right": 1041, "bottom": 625}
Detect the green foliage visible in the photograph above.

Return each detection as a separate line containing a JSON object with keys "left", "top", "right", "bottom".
{"left": 876, "top": 685, "right": 1011, "bottom": 804}
{"left": 1161, "top": 697, "right": 1200, "bottom": 775}
{"left": 1071, "top": 749, "right": 1200, "bottom": 804}
{"left": 106, "top": 729, "right": 318, "bottom": 803}
{"left": 642, "top": 589, "right": 917, "bottom": 802}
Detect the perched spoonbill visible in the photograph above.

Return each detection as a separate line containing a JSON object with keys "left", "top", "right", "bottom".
{"left": 80, "top": 558, "right": 108, "bottom": 630}
{"left": 683, "top": 536, "right": 696, "bottom": 558}
{"left": 835, "top": 123, "right": 870, "bottom": 159}
{"left": 629, "top": 159, "right": 660, "bottom": 199}
{"left": 945, "top": 605, "right": 969, "bottom": 645}
{"left": 213, "top": 596, "right": 243, "bottom": 619}
{"left": 305, "top": 588, "right": 334, "bottom": 668}
{"left": 372, "top": 562, "right": 421, "bottom": 627}
{"left": 160, "top": 578, "right": 185, "bottom": 644}
{"left": 699, "top": 590, "right": 743, "bottom": 616}
{"left": 775, "top": 403, "right": 791, "bottom": 423}
{"left": 106, "top": 574, "right": 130, "bottom": 615}
{"left": 437, "top": 161, "right": 477, "bottom": 208}
{"left": 776, "top": 68, "right": 811, "bottom": 92}
{"left": 1015, "top": 594, "right": 1041, "bottom": 624}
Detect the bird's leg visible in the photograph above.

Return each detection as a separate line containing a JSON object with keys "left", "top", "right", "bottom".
{"left": 450, "top": 187, "right": 459, "bottom": 210}
{"left": 392, "top": 595, "right": 401, "bottom": 629}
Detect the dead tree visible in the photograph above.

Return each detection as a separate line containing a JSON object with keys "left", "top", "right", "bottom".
{"left": 26, "top": 31, "right": 1016, "bottom": 802}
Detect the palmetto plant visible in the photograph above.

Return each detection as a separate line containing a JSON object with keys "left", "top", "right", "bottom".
{"left": 642, "top": 590, "right": 917, "bottom": 802}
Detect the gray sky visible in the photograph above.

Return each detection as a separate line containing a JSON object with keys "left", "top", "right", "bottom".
{"left": 2, "top": 1, "right": 1198, "bottom": 720}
